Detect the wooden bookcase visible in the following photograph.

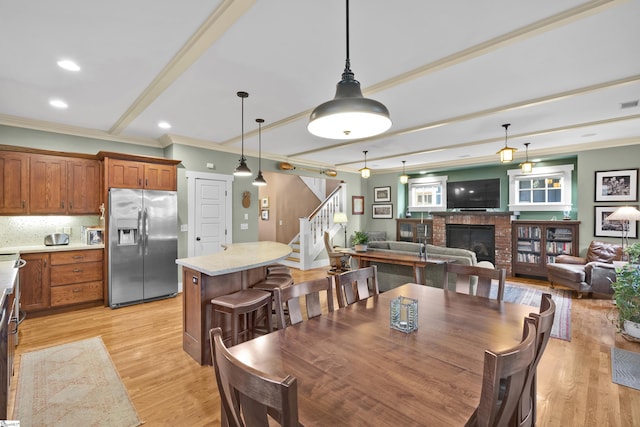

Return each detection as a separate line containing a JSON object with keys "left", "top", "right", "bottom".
{"left": 512, "top": 220, "right": 580, "bottom": 278}
{"left": 396, "top": 218, "right": 433, "bottom": 244}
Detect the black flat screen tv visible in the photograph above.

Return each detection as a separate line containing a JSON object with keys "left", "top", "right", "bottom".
{"left": 446, "top": 178, "right": 500, "bottom": 210}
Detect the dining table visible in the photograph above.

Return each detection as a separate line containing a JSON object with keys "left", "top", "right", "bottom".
{"left": 227, "top": 283, "right": 535, "bottom": 426}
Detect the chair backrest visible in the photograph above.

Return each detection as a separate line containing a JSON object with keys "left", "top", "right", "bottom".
{"left": 444, "top": 263, "right": 506, "bottom": 301}
{"left": 209, "top": 327, "right": 299, "bottom": 427}
{"left": 514, "top": 293, "right": 556, "bottom": 427}
{"left": 471, "top": 319, "right": 537, "bottom": 427}
{"left": 334, "top": 265, "right": 380, "bottom": 308}
{"left": 323, "top": 231, "right": 344, "bottom": 271}
{"left": 274, "top": 277, "right": 334, "bottom": 329}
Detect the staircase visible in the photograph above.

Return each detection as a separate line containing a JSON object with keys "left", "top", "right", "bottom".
{"left": 281, "top": 183, "right": 347, "bottom": 270}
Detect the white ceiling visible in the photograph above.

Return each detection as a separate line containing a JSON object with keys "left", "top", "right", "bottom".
{"left": 1, "top": 0, "right": 639, "bottom": 175}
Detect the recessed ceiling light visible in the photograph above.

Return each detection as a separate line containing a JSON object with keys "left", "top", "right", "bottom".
{"left": 57, "top": 59, "right": 80, "bottom": 72}
{"left": 49, "top": 99, "right": 68, "bottom": 109}
{"left": 158, "top": 121, "right": 172, "bottom": 129}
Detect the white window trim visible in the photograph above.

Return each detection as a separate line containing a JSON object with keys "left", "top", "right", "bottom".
{"left": 407, "top": 175, "right": 448, "bottom": 212}
{"left": 507, "top": 164, "right": 573, "bottom": 212}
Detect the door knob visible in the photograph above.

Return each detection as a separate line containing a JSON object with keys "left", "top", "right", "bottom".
{"left": 196, "top": 237, "right": 201, "bottom": 241}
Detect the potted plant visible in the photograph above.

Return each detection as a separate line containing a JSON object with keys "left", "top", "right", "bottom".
{"left": 352, "top": 231, "right": 369, "bottom": 252}
{"left": 612, "top": 242, "right": 640, "bottom": 339}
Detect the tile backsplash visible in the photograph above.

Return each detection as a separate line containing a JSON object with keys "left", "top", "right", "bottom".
{"left": 0, "top": 216, "right": 101, "bottom": 247}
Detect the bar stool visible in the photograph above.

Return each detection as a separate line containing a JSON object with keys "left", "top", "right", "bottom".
{"left": 210, "top": 289, "right": 272, "bottom": 346}
{"left": 252, "top": 269, "right": 294, "bottom": 330}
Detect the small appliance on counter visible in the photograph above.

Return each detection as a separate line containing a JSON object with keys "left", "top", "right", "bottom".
{"left": 44, "top": 233, "right": 70, "bottom": 246}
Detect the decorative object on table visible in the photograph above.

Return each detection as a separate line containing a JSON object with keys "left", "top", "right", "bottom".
{"left": 261, "top": 209, "right": 269, "bottom": 221}
{"left": 352, "top": 195, "right": 364, "bottom": 215}
{"left": 333, "top": 211, "right": 349, "bottom": 247}
{"left": 611, "top": 242, "right": 640, "bottom": 339}
{"left": 372, "top": 203, "right": 393, "bottom": 219}
{"left": 595, "top": 206, "right": 639, "bottom": 240}
{"left": 374, "top": 186, "right": 391, "bottom": 202}
{"left": 390, "top": 296, "right": 418, "bottom": 333}
{"left": 595, "top": 168, "right": 638, "bottom": 202}
{"left": 604, "top": 206, "right": 640, "bottom": 253}
{"left": 352, "top": 230, "right": 369, "bottom": 252}
{"left": 611, "top": 347, "right": 640, "bottom": 391}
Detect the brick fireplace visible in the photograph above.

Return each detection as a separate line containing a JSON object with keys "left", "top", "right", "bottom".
{"left": 431, "top": 212, "right": 513, "bottom": 276}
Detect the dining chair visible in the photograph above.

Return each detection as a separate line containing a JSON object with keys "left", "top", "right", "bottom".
{"left": 274, "top": 277, "right": 334, "bottom": 329}
{"left": 209, "top": 327, "right": 300, "bottom": 427}
{"left": 444, "top": 263, "right": 506, "bottom": 301}
{"left": 334, "top": 265, "right": 379, "bottom": 308}
{"left": 466, "top": 318, "right": 537, "bottom": 427}
{"left": 514, "top": 293, "right": 556, "bottom": 427}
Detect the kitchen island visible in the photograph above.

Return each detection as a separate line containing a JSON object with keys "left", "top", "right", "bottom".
{"left": 175, "top": 241, "right": 291, "bottom": 365}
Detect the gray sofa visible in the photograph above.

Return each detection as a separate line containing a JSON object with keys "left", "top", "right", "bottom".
{"left": 353, "top": 241, "right": 487, "bottom": 292}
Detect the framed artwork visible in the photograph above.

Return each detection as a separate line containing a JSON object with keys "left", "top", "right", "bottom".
{"left": 261, "top": 197, "right": 270, "bottom": 208}
{"left": 261, "top": 209, "right": 269, "bottom": 221}
{"left": 352, "top": 196, "right": 364, "bottom": 215}
{"left": 374, "top": 186, "right": 391, "bottom": 202}
{"left": 87, "top": 229, "right": 104, "bottom": 245}
{"left": 372, "top": 204, "right": 393, "bottom": 219}
{"left": 594, "top": 206, "right": 638, "bottom": 238}
{"left": 594, "top": 169, "right": 638, "bottom": 202}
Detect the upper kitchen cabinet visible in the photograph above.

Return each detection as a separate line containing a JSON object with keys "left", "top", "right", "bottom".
{"left": 67, "top": 158, "right": 101, "bottom": 214}
{"left": 0, "top": 151, "right": 29, "bottom": 214}
{"left": 99, "top": 152, "right": 180, "bottom": 191}
{"left": 106, "top": 159, "right": 145, "bottom": 188}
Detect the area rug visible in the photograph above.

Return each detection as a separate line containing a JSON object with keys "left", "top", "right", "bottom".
{"left": 13, "top": 336, "right": 142, "bottom": 427}
{"left": 490, "top": 282, "right": 572, "bottom": 341}
{"left": 611, "top": 347, "right": 640, "bottom": 391}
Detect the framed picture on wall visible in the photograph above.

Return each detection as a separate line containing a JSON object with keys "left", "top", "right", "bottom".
{"left": 594, "top": 169, "right": 638, "bottom": 202}
{"left": 594, "top": 206, "right": 638, "bottom": 238}
{"left": 374, "top": 186, "right": 391, "bottom": 202}
{"left": 261, "top": 209, "right": 269, "bottom": 221}
{"left": 352, "top": 196, "right": 364, "bottom": 215}
{"left": 261, "top": 197, "right": 270, "bottom": 208}
{"left": 372, "top": 204, "right": 393, "bottom": 219}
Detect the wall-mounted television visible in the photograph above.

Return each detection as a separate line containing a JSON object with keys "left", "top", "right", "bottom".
{"left": 446, "top": 178, "right": 500, "bottom": 210}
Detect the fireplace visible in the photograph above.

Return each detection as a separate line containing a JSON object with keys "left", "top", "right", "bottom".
{"left": 447, "top": 224, "right": 495, "bottom": 265}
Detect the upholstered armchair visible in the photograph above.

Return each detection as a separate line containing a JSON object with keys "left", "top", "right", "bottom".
{"left": 323, "top": 231, "right": 350, "bottom": 274}
{"left": 546, "top": 240, "right": 623, "bottom": 297}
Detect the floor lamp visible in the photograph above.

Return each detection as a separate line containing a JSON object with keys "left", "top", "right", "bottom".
{"left": 605, "top": 206, "right": 640, "bottom": 260}
{"left": 333, "top": 212, "right": 349, "bottom": 247}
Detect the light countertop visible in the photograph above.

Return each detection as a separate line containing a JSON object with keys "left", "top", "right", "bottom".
{"left": 175, "top": 241, "right": 291, "bottom": 276}
{"left": 0, "top": 243, "right": 104, "bottom": 254}
{"left": 0, "top": 260, "right": 18, "bottom": 306}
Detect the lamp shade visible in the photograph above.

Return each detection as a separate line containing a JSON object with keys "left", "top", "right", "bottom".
{"left": 606, "top": 206, "right": 640, "bottom": 221}
{"left": 333, "top": 212, "right": 348, "bottom": 224}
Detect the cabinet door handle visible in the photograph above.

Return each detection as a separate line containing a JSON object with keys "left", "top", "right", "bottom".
{"left": 22, "top": 200, "right": 25, "bottom": 209}
{"left": 72, "top": 288, "right": 82, "bottom": 293}
{"left": 69, "top": 201, "right": 73, "bottom": 209}
{"left": 73, "top": 269, "right": 83, "bottom": 273}
{"left": 72, "top": 255, "right": 84, "bottom": 259}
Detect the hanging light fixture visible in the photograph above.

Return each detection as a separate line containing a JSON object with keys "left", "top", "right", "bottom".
{"left": 497, "top": 123, "right": 517, "bottom": 163}
{"left": 307, "top": 0, "right": 391, "bottom": 140}
{"left": 233, "top": 91, "right": 252, "bottom": 176}
{"left": 252, "top": 118, "right": 267, "bottom": 186}
{"left": 520, "top": 142, "right": 534, "bottom": 173}
{"left": 359, "top": 150, "right": 371, "bottom": 178}
{"left": 400, "top": 160, "right": 409, "bottom": 184}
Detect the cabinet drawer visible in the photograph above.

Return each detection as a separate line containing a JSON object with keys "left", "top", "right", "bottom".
{"left": 50, "top": 281, "right": 103, "bottom": 306}
{"left": 50, "top": 261, "right": 103, "bottom": 286}
{"left": 50, "top": 249, "right": 103, "bottom": 265}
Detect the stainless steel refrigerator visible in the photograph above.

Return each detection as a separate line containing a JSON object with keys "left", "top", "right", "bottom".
{"left": 108, "top": 188, "right": 178, "bottom": 308}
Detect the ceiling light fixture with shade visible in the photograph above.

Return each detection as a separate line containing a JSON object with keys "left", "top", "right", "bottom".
{"left": 400, "top": 160, "right": 409, "bottom": 184}
{"left": 233, "top": 91, "right": 252, "bottom": 177}
{"left": 359, "top": 150, "right": 371, "bottom": 178}
{"left": 605, "top": 206, "right": 640, "bottom": 257}
{"left": 520, "top": 143, "right": 534, "bottom": 173}
{"left": 307, "top": 0, "right": 391, "bottom": 140}
{"left": 252, "top": 118, "right": 267, "bottom": 187}
{"left": 497, "top": 123, "right": 517, "bottom": 163}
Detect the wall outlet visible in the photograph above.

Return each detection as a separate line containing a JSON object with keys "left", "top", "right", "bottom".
{"left": 240, "top": 223, "right": 249, "bottom": 230}
{"left": 180, "top": 224, "right": 188, "bottom": 232}
{"left": 244, "top": 213, "right": 249, "bottom": 220}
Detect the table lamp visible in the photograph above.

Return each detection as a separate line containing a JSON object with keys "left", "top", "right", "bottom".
{"left": 333, "top": 212, "right": 349, "bottom": 247}
{"left": 605, "top": 206, "right": 640, "bottom": 259}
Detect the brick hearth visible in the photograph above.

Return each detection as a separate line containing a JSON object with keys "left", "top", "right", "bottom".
{"left": 432, "top": 212, "right": 513, "bottom": 276}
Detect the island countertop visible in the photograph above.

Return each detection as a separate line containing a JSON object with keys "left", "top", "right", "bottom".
{"left": 175, "top": 241, "right": 291, "bottom": 277}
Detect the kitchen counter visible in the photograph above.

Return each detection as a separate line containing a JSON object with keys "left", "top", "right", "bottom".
{"left": 0, "top": 243, "right": 104, "bottom": 254}
{"left": 0, "top": 260, "right": 18, "bottom": 304}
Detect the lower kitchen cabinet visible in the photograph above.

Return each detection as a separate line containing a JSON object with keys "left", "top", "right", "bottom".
{"left": 19, "top": 253, "right": 50, "bottom": 312}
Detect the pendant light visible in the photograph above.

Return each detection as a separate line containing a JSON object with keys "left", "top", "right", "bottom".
{"left": 252, "top": 118, "right": 267, "bottom": 186}
{"left": 359, "top": 150, "right": 371, "bottom": 178}
{"left": 307, "top": 0, "right": 391, "bottom": 140}
{"left": 233, "top": 91, "right": 252, "bottom": 176}
{"left": 400, "top": 160, "right": 409, "bottom": 184}
{"left": 497, "top": 123, "right": 517, "bottom": 163}
{"left": 520, "top": 142, "right": 534, "bottom": 173}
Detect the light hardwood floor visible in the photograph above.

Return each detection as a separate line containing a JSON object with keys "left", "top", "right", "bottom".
{"left": 9, "top": 268, "right": 640, "bottom": 426}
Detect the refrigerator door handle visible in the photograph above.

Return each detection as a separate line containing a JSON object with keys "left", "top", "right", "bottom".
{"left": 144, "top": 207, "right": 149, "bottom": 256}
{"left": 138, "top": 208, "right": 144, "bottom": 256}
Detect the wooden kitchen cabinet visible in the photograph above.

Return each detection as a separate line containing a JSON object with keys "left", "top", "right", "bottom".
{"left": 19, "top": 253, "right": 51, "bottom": 312}
{"left": 106, "top": 158, "right": 176, "bottom": 190}
{"left": 0, "top": 151, "right": 29, "bottom": 214}
{"left": 67, "top": 158, "right": 101, "bottom": 214}
{"left": 29, "top": 154, "right": 67, "bottom": 214}
{"left": 144, "top": 163, "right": 176, "bottom": 190}
{"left": 50, "top": 250, "right": 103, "bottom": 307}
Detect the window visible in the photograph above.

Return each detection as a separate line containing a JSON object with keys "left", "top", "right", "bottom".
{"left": 507, "top": 165, "right": 573, "bottom": 212}
{"left": 408, "top": 175, "right": 447, "bottom": 211}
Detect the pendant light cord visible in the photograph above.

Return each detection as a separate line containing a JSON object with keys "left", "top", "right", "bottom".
{"left": 342, "top": 0, "right": 353, "bottom": 80}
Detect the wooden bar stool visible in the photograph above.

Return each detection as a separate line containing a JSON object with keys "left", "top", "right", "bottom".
{"left": 252, "top": 275, "right": 294, "bottom": 330}
{"left": 210, "top": 289, "right": 273, "bottom": 346}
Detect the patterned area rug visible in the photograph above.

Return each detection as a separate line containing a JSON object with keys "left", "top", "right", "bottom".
{"left": 13, "top": 336, "right": 142, "bottom": 427}
{"left": 490, "top": 282, "right": 572, "bottom": 341}
{"left": 611, "top": 347, "right": 640, "bottom": 391}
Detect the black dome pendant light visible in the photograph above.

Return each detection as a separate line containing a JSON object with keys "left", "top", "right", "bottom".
{"left": 233, "top": 91, "right": 252, "bottom": 177}
{"left": 252, "top": 118, "right": 267, "bottom": 186}
{"left": 307, "top": 0, "right": 391, "bottom": 140}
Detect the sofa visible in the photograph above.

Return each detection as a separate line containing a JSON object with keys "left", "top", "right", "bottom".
{"left": 352, "top": 241, "right": 488, "bottom": 292}
{"left": 546, "top": 240, "right": 623, "bottom": 297}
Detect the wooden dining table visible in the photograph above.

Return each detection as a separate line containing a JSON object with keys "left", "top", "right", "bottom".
{"left": 228, "top": 283, "right": 534, "bottom": 426}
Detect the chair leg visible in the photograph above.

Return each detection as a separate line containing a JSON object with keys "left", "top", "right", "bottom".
{"left": 232, "top": 312, "right": 240, "bottom": 346}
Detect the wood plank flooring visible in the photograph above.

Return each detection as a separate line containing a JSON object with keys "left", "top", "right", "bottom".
{"left": 9, "top": 268, "right": 640, "bottom": 426}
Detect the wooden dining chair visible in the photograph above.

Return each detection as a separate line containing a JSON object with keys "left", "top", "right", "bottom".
{"left": 334, "top": 265, "right": 379, "bottom": 308}
{"left": 514, "top": 293, "right": 556, "bottom": 427}
{"left": 274, "top": 277, "right": 334, "bottom": 329}
{"left": 466, "top": 319, "right": 537, "bottom": 427}
{"left": 209, "top": 327, "right": 300, "bottom": 427}
{"left": 444, "top": 263, "right": 506, "bottom": 301}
